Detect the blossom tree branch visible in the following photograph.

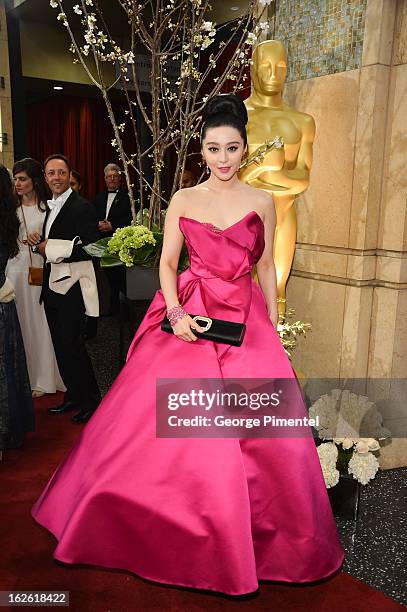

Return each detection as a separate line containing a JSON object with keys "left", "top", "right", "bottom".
{"left": 49, "top": 0, "right": 273, "bottom": 228}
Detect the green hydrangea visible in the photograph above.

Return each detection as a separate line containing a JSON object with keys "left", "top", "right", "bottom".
{"left": 107, "top": 225, "right": 157, "bottom": 267}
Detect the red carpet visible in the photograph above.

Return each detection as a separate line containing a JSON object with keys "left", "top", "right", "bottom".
{"left": 0, "top": 394, "right": 403, "bottom": 611}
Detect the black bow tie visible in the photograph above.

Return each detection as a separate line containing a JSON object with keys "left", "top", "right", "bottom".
{"left": 108, "top": 190, "right": 118, "bottom": 194}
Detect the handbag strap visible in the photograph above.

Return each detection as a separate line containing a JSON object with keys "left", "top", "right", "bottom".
{"left": 19, "top": 204, "right": 34, "bottom": 267}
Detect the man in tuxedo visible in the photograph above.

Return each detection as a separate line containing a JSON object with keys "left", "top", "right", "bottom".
{"left": 92, "top": 163, "right": 133, "bottom": 313}
{"left": 33, "top": 154, "right": 101, "bottom": 423}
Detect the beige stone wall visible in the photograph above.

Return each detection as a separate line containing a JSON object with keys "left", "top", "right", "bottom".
{"left": 284, "top": 0, "right": 407, "bottom": 468}
{"left": 0, "top": 0, "right": 13, "bottom": 168}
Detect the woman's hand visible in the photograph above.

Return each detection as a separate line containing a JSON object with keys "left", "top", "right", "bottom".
{"left": 27, "top": 231, "right": 41, "bottom": 246}
{"left": 37, "top": 240, "right": 48, "bottom": 257}
{"left": 172, "top": 314, "right": 205, "bottom": 342}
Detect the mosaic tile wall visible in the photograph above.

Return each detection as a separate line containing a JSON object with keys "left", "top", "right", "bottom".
{"left": 271, "top": 0, "right": 368, "bottom": 82}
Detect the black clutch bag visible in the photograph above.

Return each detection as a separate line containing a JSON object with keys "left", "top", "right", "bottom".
{"left": 161, "top": 314, "right": 246, "bottom": 347}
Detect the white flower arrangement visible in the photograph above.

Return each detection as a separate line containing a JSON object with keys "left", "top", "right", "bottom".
{"left": 317, "top": 442, "right": 340, "bottom": 489}
{"left": 348, "top": 452, "right": 380, "bottom": 485}
{"left": 309, "top": 389, "right": 391, "bottom": 488}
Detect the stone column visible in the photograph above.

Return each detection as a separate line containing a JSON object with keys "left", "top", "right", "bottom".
{"left": 0, "top": 0, "right": 14, "bottom": 168}
{"left": 283, "top": 0, "right": 407, "bottom": 468}
{"left": 363, "top": 0, "right": 407, "bottom": 467}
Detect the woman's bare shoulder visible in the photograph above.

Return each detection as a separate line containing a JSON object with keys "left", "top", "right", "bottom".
{"left": 168, "top": 188, "right": 190, "bottom": 212}
{"left": 170, "top": 186, "right": 207, "bottom": 216}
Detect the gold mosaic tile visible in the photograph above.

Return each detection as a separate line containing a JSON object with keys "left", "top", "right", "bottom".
{"left": 270, "top": 0, "right": 367, "bottom": 81}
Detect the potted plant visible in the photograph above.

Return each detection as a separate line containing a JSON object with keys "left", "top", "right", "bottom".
{"left": 84, "top": 209, "right": 189, "bottom": 299}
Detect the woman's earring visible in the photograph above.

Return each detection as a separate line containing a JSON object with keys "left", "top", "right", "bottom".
{"left": 206, "top": 164, "right": 210, "bottom": 175}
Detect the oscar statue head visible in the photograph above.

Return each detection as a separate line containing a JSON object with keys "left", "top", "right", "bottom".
{"left": 250, "top": 40, "right": 288, "bottom": 97}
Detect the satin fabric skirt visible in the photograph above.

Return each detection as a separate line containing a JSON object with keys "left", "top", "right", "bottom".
{"left": 32, "top": 281, "right": 344, "bottom": 595}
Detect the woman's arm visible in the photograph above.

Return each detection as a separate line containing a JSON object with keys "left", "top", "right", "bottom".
{"left": 159, "top": 191, "right": 204, "bottom": 342}
{"left": 256, "top": 195, "right": 279, "bottom": 328}
{"left": 159, "top": 191, "right": 186, "bottom": 310}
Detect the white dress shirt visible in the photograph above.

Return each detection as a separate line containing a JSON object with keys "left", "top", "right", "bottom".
{"left": 105, "top": 191, "right": 118, "bottom": 219}
{"left": 45, "top": 187, "right": 73, "bottom": 238}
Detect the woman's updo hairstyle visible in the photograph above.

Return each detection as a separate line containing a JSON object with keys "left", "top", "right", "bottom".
{"left": 201, "top": 93, "right": 248, "bottom": 146}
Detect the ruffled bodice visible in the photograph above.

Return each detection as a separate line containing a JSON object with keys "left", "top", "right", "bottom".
{"left": 128, "top": 210, "right": 265, "bottom": 362}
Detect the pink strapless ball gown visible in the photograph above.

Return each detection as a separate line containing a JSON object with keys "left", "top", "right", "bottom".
{"left": 32, "top": 210, "right": 344, "bottom": 595}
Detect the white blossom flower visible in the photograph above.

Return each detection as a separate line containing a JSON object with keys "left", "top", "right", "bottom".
{"left": 49, "top": 0, "right": 58, "bottom": 8}
{"left": 200, "top": 36, "right": 213, "bottom": 50}
{"left": 84, "top": 32, "right": 96, "bottom": 44}
{"left": 201, "top": 21, "right": 214, "bottom": 32}
{"left": 332, "top": 437, "right": 380, "bottom": 453}
{"left": 317, "top": 443, "right": 339, "bottom": 488}
{"left": 57, "top": 12, "right": 68, "bottom": 26}
{"left": 348, "top": 452, "right": 379, "bottom": 485}
{"left": 321, "top": 463, "right": 340, "bottom": 488}
{"left": 246, "top": 32, "right": 257, "bottom": 46}
{"left": 333, "top": 437, "right": 355, "bottom": 449}
{"left": 317, "top": 441, "right": 338, "bottom": 463}
{"left": 124, "top": 51, "right": 135, "bottom": 64}
{"left": 354, "top": 438, "right": 380, "bottom": 454}
{"left": 73, "top": 4, "right": 82, "bottom": 15}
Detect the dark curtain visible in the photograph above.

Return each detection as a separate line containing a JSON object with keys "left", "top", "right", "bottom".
{"left": 27, "top": 96, "right": 120, "bottom": 200}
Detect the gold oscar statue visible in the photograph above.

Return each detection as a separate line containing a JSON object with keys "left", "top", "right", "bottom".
{"left": 239, "top": 40, "right": 315, "bottom": 322}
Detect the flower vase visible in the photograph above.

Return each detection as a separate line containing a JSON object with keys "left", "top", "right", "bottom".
{"left": 328, "top": 447, "right": 360, "bottom": 521}
{"left": 337, "top": 446, "right": 354, "bottom": 474}
{"left": 126, "top": 266, "right": 161, "bottom": 300}
{"left": 327, "top": 474, "right": 361, "bottom": 521}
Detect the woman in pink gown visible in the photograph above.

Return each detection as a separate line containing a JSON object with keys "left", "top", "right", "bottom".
{"left": 32, "top": 95, "right": 344, "bottom": 596}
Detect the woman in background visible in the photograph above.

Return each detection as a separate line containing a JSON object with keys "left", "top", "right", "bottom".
{"left": 0, "top": 164, "right": 34, "bottom": 455}
{"left": 6, "top": 158, "right": 65, "bottom": 397}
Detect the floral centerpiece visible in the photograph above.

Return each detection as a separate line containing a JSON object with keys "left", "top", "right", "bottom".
{"left": 84, "top": 208, "right": 189, "bottom": 271}
{"left": 309, "top": 389, "right": 391, "bottom": 488}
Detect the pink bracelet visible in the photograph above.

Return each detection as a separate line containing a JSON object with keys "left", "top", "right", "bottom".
{"left": 167, "top": 305, "right": 187, "bottom": 327}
